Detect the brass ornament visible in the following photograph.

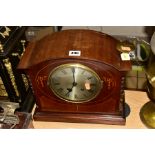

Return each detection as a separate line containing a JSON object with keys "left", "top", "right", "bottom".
{"left": 139, "top": 32, "right": 155, "bottom": 128}
{"left": 116, "top": 40, "right": 135, "bottom": 53}
{"left": 3, "top": 58, "right": 19, "bottom": 96}
{"left": 0, "top": 77, "right": 8, "bottom": 96}
{"left": 0, "top": 26, "right": 11, "bottom": 38}
{"left": 140, "top": 101, "right": 155, "bottom": 128}
{"left": 0, "top": 42, "right": 4, "bottom": 52}
{"left": 21, "top": 40, "right": 26, "bottom": 52}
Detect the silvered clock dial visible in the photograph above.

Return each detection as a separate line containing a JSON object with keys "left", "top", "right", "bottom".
{"left": 47, "top": 63, "right": 103, "bottom": 103}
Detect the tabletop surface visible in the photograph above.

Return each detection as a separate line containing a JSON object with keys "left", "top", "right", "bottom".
{"left": 33, "top": 90, "right": 149, "bottom": 129}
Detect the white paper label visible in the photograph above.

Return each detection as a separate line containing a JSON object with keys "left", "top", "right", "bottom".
{"left": 121, "top": 53, "right": 130, "bottom": 61}
{"left": 69, "top": 50, "right": 81, "bottom": 56}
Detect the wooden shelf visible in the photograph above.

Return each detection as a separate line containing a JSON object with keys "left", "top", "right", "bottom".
{"left": 33, "top": 90, "right": 149, "bottom": 128}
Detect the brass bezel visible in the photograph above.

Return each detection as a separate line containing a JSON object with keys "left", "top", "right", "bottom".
{"left": 47, "top": 63, "right": 103, "bottom": 103}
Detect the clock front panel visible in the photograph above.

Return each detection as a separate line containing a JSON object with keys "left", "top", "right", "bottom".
{"left": 29, "top": 59, "right": 122, "bottom": 114}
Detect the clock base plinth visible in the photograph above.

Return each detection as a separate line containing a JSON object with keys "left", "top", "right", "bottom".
{"left": 33, "top": 110, "right": 125, "bottom": 125}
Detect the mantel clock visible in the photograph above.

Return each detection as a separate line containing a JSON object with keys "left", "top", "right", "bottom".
{"left": 18, "top": 29, "right": 131, "bottom": 125}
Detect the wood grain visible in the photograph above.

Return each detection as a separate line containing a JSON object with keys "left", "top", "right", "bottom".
{"left": 18, "top": 29, "right": 131, "bottom": 71}
{"left": 18, "top": 29, "right": 131, "bottom": 125}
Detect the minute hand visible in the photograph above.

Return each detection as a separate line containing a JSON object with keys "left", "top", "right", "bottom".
{"left": 72, "top": 67, "right": 76, "bottom": 85}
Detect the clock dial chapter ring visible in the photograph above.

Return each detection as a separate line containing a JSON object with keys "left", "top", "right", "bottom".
{"left": 47, "top": 63, "right": 103, "bottom": 103}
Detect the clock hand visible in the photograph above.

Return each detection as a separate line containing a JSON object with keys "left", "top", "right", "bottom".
{"left": 67, "top": 88, "right": 72, "bottom": 92}
{"left": 65, "top": 68, "right": 78, "bottom": 96}
{"left": 66, "top": 82, "right": 77, "bottom": 96}
{"left": 72, "top": 67, "right": 77, "bottom": 86}
{"left": 65, "top": 87, "right": 73, "bottom": 96}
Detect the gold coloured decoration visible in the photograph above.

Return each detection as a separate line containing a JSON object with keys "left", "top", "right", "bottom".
{"left": 116, "top": 41, "right": 135, "bottom": 53}
{"left": 21, "top": 40, "right": 26, "bottom": 52}
{"left": 0, "top": 77, "right": 8, "bottom": 96}
{"left": 0, "top": 42, "right": 4, "bottom": 52}
{"left": 146, "top": 56, "right": 155, "bottom": 88}
{"left": 11, "top": 52, "right": 20, "bottom": 59}
{"left": 3, "top": 58, "right": 19, "bottom": 96}
{"left": 0, "top": 27, "right": 11, "bottom": 38}
{"left": 140, "top": 101, "right": 155, "bottom": 128}
{"left": 139, "top": 32, "right": 155, "bottom": 128}
{"left": 22, "top": 74, "right": 29, "bottom": 90}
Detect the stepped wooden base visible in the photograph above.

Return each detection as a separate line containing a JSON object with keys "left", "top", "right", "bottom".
{"left": 33, "top": 110, "right": 125, "bottom": 125}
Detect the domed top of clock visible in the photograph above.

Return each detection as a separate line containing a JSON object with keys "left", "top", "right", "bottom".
{"left": 18, "top": 29, "right": 131, "bottom": 71}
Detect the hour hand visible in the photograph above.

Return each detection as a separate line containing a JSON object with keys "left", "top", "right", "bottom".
{"left": 67, "top": 88, "right": 72, "bottom": 92}
{"left": 65, "top": 88, "right": 72, "bottom": 97}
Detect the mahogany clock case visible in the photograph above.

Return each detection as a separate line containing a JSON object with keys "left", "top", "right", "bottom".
{"left": 18, "top": 29, "right": 131, "bottom": 125}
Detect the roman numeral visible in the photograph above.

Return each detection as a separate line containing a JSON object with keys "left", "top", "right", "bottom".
{"left": 87, "top": 76, "right": 93, "bottom": 80}
{"left": 61, "top": 70, "right": 67, "bottom": 74}
{"left": 83, "top": 94, "right": 87, "bottom": 97}
{"left": 88, "top": 89, "right": 94, "bottom": 93}
{"left": 52, "top": 77, "right": 58, "bottom": 83}
{"left": 81, "top": 70, "right": 85, "bottom": 75}
{"left": 74, "top": 94, "right": 78, "bottom": 99}
{"left": 57, "top": 88, "right": 63, "bottom": 93}
{"left": 65, "top": 93, "right": 70, "bottom": 97}
{"left": 80, "top": 88, "right": 84, "bottom": 91}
